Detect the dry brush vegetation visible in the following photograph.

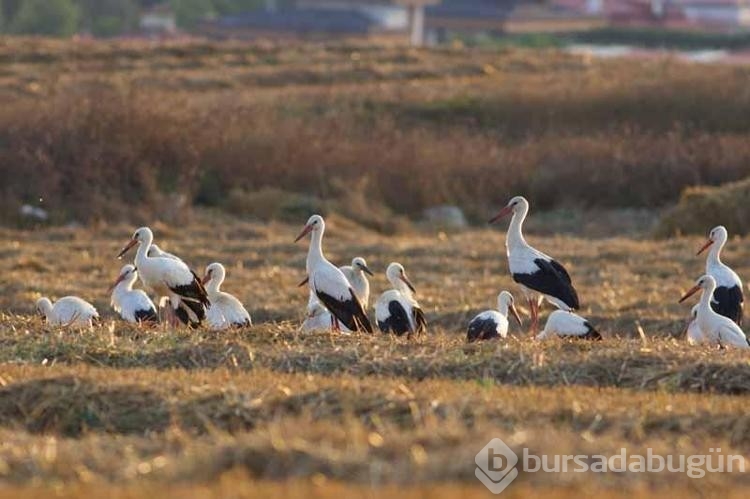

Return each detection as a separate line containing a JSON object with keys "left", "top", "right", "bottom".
{"left": 4, "top": 38, "right": 750, "bottom": 496}
{"left": 3, "top": 38, "right": 750, "bottom": 230}
{"left": 4, "top": 212, "right": 750, "bottom": 496}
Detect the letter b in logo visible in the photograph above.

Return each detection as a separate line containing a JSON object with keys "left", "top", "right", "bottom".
{"left": 475, "top": 438, "right": 519, "bottom": 494}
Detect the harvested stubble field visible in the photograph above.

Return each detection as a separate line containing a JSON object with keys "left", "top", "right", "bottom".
{"left": 2, "top": 212, "right": 750, "bottom": 497}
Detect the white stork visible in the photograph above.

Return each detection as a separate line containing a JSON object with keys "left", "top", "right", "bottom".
{"left": 109, "top": 264, "right": 158, "bottom": 324}
{"left": 148, "top": 243, "right": 180, "bottom": 261}
{"left": 536, "top": 310, "right": 601, "bottom": 341}
{"left": 117, "top": 227, "right": 209, "bottom": 327}
{"left": 375, "top": 262, "right": 427, "bottom": 338}
{"left": 685, "top": 304, "right": 705, "bottom": 345}
{"left": 36, "top": 296, "right": 99, "bottom": 328}
{"left": 466, "top": 290, "right": 522, "bottom": 342}
{"left": 490, "top": 196, "right": 580, "bottom": 333}
{"left": 202, "top": 262, "right": 252, "bottom": 330}
{"left": 295, "top": 215, "right": 372, "bottom": 333}
{"left": 697, "top": 225, "right": 744, "bottom": 325}
{"left": 301, "top": 256, "right": 373, "bottom": 333}
{"left": 679, "top": 274, "right": 749, "bottom": 349}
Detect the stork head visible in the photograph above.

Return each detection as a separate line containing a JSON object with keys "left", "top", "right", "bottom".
{"left": 386, "top": 262, "right": 416, "bottom": 294}
{"left": 352, "top": 257, "right": 374, "bottom": 277}
{"left": 35, "top": 297, "right": 52, "bottom": 318}
{"left": 489, "top": 196, "right": 529, "bottom": 224}
{"left": 497, "top": 290, "right": 522, "bottom": 326}
{"left": 697, "top": 225, "right": 728, "bottom": 255}
{"left": 295, "top": 214, "right": 325, "bottom": 242}
{"left": 202, "top": 262, "right": 226, "bottom": 286}
{"left": 118, "top": 227, "right": 153, "bottom": 258}
{"left": 109, "top": 264, "right": 137, "bottom": 293}
{"left": 679, "top": 274, "right": 717, "bottom": 303}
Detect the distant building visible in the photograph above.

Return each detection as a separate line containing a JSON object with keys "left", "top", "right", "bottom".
{"left": 198, "top": 0, "right": 440, "bottom": 46}
{"left": 139, "top": 3, "right": 178, "bottom": 36}
{"left": 553, "top": 0, "right": 750, "bottom": 30}
{"left": 424, "top": 0, "right": 606, "bottom": 43}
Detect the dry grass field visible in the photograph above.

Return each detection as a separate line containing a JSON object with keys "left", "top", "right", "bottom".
{"left": 3, "top": 210, "right": 750, "bottom": 497}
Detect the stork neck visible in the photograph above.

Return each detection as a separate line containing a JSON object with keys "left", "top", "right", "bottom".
{"left": 506, "top": 208, "right": 529, "bottom": 249}
{"left": 497, "top": 300, "right": 509, "bottom": 317}
{"left": 206, "top": 276, "right": 222, "bottom": 295}
{"left": 306, "top": 229, "right": 325, "bottom": 267}
{"left": 113, "top": 275, "right": 136, "bottom": 297}
{"left": 706, "top": 239, "right": 725, "bottom": 268}
{"left": 699, "top": 283, "right": 716, "bottom": 314}
{"left": 135, "top": 234, "right": 153, "bottom": 267}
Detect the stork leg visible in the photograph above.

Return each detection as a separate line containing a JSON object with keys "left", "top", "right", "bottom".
{"left": 528, "top": 297, "right": 539, "bottom": 335}
{"left": 332, "top": 315, "right": 340, "bottom": 332}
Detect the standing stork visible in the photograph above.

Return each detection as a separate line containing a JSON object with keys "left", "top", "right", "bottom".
{"left": 536, "top": 310, "right": 601, "bottom": 341}
{"left": 202, "top": 262, "right": 252, "bottom": 330}
{"left": 35, "top": 296, "right": 99, "bottom": 328}
{"left": 466, "top": 290, "right": 522, "bottom": 342}
{"left": 301, "top": 256, "right": 373, "bottom": 333}
{"left": 489, "top": 196, "right": 580, "bottom": 333}
{"left": 109, "top": 264, "right": 158, "bottom": 324}
{"left": 375, "top": 262, "right": 427, "bottom": 338}
{"left": 117, "top": 227, "right": 209, "bottom": 327}
{"left": 295, "top": 215, "right": 372, "bottom": 333}
{"left": 697, "top": 225, "right": 744, "bottom": 325}
{"left": 679, "top": 275, "right": 749, "bottom": 349}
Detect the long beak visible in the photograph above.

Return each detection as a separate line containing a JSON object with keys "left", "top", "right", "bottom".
{"left": 509, "top": 303, "right": 522, "bottom": 326}
{"left": 361, "top": 265, "right": 374, "bottom": 277}
{"left": 696, "top": 239, "right": 713, "bottom": 256}
{"left": 117, "top": 239, "right": 138, "bottom": 259}
{"left": 107, "top": 274, "right": 126, "bottom": 293}
{"left": 679, "top": 285, "right": 701, "bottom": 303}
{"left": 294, "top": 224, "right": 313, "bottom": 243}
{"left": 201, "top": 273, "right": 211, "bottom": 285}
{"left": 298, "top": 276, "right": 309, "bottom": 287}
{"left": 400, "top": 274, "right": 416, "bottom": 294}
{"left": 488, "top": 205, "right": 513, "bottom": 224}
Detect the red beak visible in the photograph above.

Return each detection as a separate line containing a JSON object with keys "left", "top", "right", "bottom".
{"left": 294, "top": 224, "right": 313, "bottom": 243}
{"left": 298, "top": 276, "right": 309, "bottom": 287}
{"left": 201, "top": 272, "right": 211, "bottom": 285}
{"left": 696, "top": 239, "right": 713, "bottom": 256}
{"left": 509, "top": 303, "right": 522, "bottom": 326}
{"left": 679, "top": 285, "right": 701, "bottom": 303}
{"left": 400, "top": 274, "right": 416, "bottom": 294}
{"left": 117, "top": 239, "right": 138, "bottom": 259}
{"left": 488, "top": 205, "right": 513, "bottom": 224}
{"left": 107, "top": 273, "right": 127, "bottom": 293}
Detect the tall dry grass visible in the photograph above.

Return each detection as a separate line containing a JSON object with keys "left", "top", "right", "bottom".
{"left": 3, "top": 39, "right": 750, "bottom": 227}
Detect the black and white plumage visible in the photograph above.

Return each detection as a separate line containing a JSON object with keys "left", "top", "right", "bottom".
{"left": 109, "top": 264, "right": 158, "bottom": 324}
{"left": 302, "top": 256, "right": 373, "bottom": 333}
{"left": 295, "top": 215, "right": 373, "bottom": 333}
{"left": 202, "top": 262, "right": 252, "bottom": 330}
{"left": 536, "top": 310, "right": 601, "bottom": 341}
{"left": 490, "top": 196, "right": 580, "bottom": 333}
{"left": 466, "top": 290, "right": 521, "bottom": 343}
{"left": 375, "top": 262, "right": 427, "bottom": 338}
{"left": 698, "top": 225, "right": 744, "bottom": 326}
{"left": 35, "top": 296, "right": 99, "bottom": 328}
{"left": 117, "top": 227, "right": 209, "bottom": 327}
{"left": 680, "top": 274, "right": 749, "bottom": 349}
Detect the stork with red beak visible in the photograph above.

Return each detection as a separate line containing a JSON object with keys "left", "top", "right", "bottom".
{"left": 679, "top": 274, "right": 749, "bottom": 349}
{"left": 466, "top": 290, "right": 522, "bottom": 342}
{"left": 202, "top": 262, "right": 251, "bottom": 330}
{"left": 375, "top": 262, "right": 427, "bottom": 338}
{"left": 489, "top": 195, "right": 580, "bottom": 334}
{"left": 295, "top": 215, "right": 373, "bottom": 333}
{"left": 117, "top": 227, "right": 209, "bottom": 327}
{"left": 109, "top": 264, "right": 158, "bottom": 324}
{"left": 696, "top": 225, "right": 744, "bottom": 325}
